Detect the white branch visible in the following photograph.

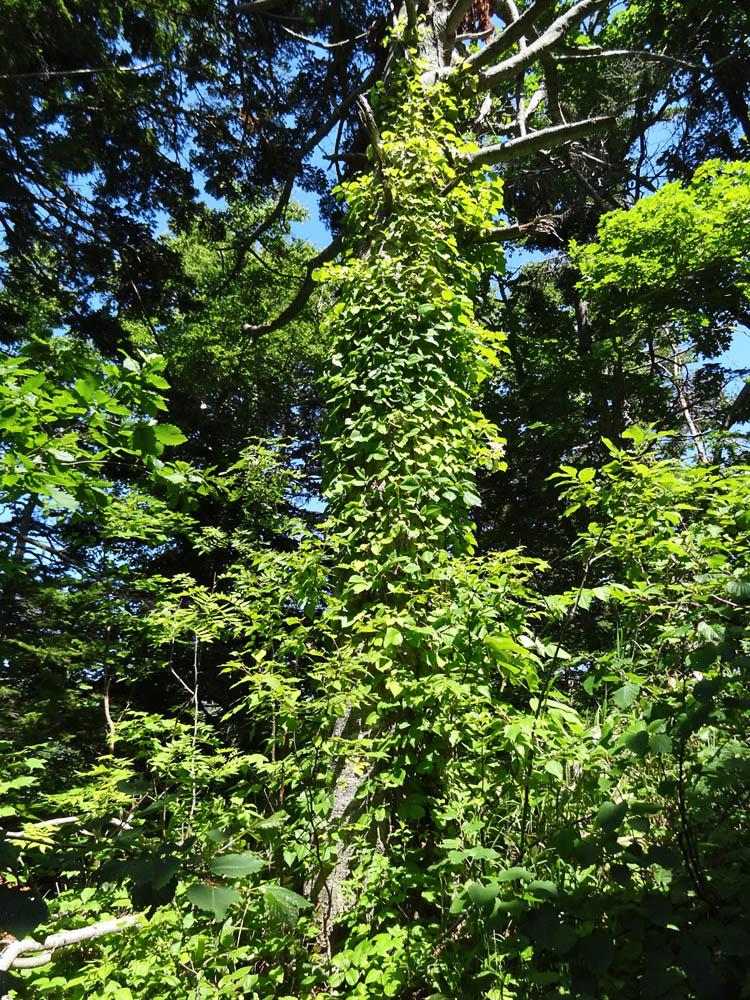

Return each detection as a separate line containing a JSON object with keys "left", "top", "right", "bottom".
{"left": 554, "top": 47, "right": 707, "bottom": 74}
{"left": 235, "top": 0, "right": 286, "bottom": 13}
{"left": 465, "top": 0, "right": 557, "bottom": 71}
{"left": 0, "top": 915, "right": 140, "bottom": 972}
{"left": 456, "top": 115, "right": 616, "bottom": 167}
{"left": 278, "top": 24, "right": 372, "bottom": 50}
{"left": 474, "top": 0, "right": 606, "bottom": 90}
{"left": 0, "top": 62, "right": 159, "bottom": 82}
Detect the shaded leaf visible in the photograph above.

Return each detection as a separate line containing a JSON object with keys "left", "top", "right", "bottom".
{"left": 466, "top": 881, "right": 499, "bottom": 908}
{"left": 210, "top": 852, "right": 265, "bottom": 878}
{"left": 186, "top": 883, "right": 240, "bottom": 921}
{"left": 596, "top": 800, "right": 628, "bottom": 832}
{"left": 262, "top": 885, "right": 310, "bottom": 926}
{"left": 0, "top": 887, "right": 48, "bottom": 938}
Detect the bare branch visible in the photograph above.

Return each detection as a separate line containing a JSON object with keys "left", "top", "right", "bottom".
{"left": 465, "top": 0, "right": 557, "bottom": 71}
{"left": 662, "top": 342, "right": 709, "bottom": 463}
{"left": 278, "top": 24, "right": 373, "bottom": 50}
{"left": 0, "top": 62, "right": 159, "bottom": 82}
{"left": 474, "top": 0, "right": 606, "bottom": 90}
{"left": 456, "top": 29, "right": 494, "bottom": 41}
{"left": 554, "top": 47, "right": 708, "bottom": 74}
{"left": 465, "top": 214, "right": 562, "bottom": 244}
{"left": 235, "top": 0, "right": 287, "bottom": 13}
{"left": 242, "top": 234, "right": 344, "bottom": 339}
{"left": 721, "top": 380, "right": 750, "bottom": 432}
{"left": 714, "top": 380, "right": 750, "bottom": 463}
{"left": 455, "top": 115, "right": 616, "bottom": 167}
{"left": 0, "top": 916, "right": 140, "bottom": 972}
{"left": 523, "top": 84, "right": 546, "bottom": 121}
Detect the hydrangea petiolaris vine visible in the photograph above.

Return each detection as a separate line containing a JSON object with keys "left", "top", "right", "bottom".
{"left": 304, "top": 69, "right": 528, "bottom": 956}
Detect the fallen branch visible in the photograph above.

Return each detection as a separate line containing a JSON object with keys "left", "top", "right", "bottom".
{"left": 0, "top": 915, "right": 140, "bottom": 972}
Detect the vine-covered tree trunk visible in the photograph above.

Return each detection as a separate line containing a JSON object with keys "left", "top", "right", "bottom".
{"left": 302, "top": 13, "right": 612, "bottom": 938}
{"left": 303, "top": 1, "right": 617, "bottom": 948}
{"left": 309, "top": 78, "right": 505, "bottom": 932}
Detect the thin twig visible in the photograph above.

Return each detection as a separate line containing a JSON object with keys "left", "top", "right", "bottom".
{"left": 0, "top": 62, "right": 160, "bottom": 82}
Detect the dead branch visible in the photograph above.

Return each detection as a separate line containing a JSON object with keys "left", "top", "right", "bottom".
{"left": 553, "top": 46, "right": 708, "bottom": 74}
{"left": 234, "top": 0, "right": 287, "bottom": 13}
{"left": 446, "top": 0, "right": 481, "bottom": 36}
{"left": 466, "top": 214, "right": 562, "bottom": 244}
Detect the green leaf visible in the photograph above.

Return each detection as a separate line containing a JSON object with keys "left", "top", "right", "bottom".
{"left": 649, "top": 733, "right": 672, "bottom": 754}
{"left": 262, "top": 885, "right": 310, "bottom": 926}
{"left": 466, "top": 881, "right": 499, "bottom": 907}
{"left": 612, "top": 681, "right": 640, "bottom": 709}
{"left": 577, "top": 930, "right": 614, "bottom": 975}
{"left": 154, "top": 423, "right": 187, "bottom": 446}
{"left": 383, "top": 626, "right": 403, "bottom": 648}
{"left": 622, "top": 425, "right": 645, "bottom": 445}
{"left": 544, "top": 760, "right": 564, "bottom": 780}
{"left": 210, "top": 852, "right": 265, "bottom": 878}
{"left": 485, "top": 635, "right": 522, "bottom": 654}
{"left": 185, "top": 883, "right": 240, "bottom": 921}
{"left": 596, "top": 800, "right": 628, "bottom": 832}
{"left": 728, "top": 578, "right": 750, "bottom": 600}
{"left": 497, "top": 867, "right": 533, "bottom": 882}
{"left": 257, "top": 811, "right": 287, "bottom": 830}
{"left": 527, "top": 880, "right": 558, "bottom": 898}
{"left": 73, "top": 376, "right": 97, "bottom": 402}
{"left": 131, "top": 422, "right": 158, "bottom": 455}
{"left": 43, "top": 483, "right": 79, "bottom": 511}
{"left": 449, "top": 892, "right": 467, "bottom": 914}
{"left": 623, "top": 729, "right": 650, "bottom": 756}
{"left": 128, "top": 855, "right": 180, "bottom": 890}
{"left": 0, "top": 887, "right": 48, "bottom": 938}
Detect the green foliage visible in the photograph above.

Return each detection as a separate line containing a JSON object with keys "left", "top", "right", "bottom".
{"left": 0, "top": 336, "right": 194, "bottom": 511}
{"left": 572, "top": 159, "right": 750, "bottom": 354}
{"left": 3, "top": 6, "right": 750, "bottom": 1000}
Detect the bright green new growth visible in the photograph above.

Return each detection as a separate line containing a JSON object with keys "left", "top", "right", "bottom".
{"left": 571, "top": 159, "right": 750, "bottom": 348}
